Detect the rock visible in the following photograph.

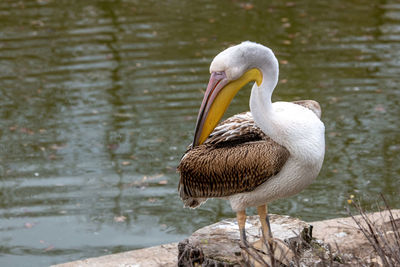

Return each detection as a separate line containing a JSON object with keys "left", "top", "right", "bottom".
{"left": 178, "top": 214, "right": 310, "bottom": 266}
{"left": 311, "top": 209, "right": 400, "bottom": 261}
{"left": 53, "top": 242, "right": 178, "bottom": 267}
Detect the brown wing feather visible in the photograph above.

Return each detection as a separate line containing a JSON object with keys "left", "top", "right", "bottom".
{"left": 204, "top": 111, "right": 266, "bottom": 145}
{"left": 178, "top": 139, "right": 289, "bottom": 198}
{"left": 178, "top": 112, "right": 289, "bottom": 207}
{"left": 292, "top": 100, "right": 322, "bottom": 119}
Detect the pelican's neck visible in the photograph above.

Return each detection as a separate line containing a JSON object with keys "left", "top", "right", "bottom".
{"left": 249, "top": 56, "right": 279, "bottom": 134}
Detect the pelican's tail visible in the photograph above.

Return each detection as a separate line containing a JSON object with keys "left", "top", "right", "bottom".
{"left": 178, "top": 183, "right": 207, "bottom": 208}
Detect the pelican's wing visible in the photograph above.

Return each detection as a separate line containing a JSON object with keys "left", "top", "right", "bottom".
{"left": 204, "top": 111, "right": 267, "bottom": 145}
{"left": 293, "top": 100, "right": 322, "bottom": 119}
{"left": 178, "top": 112, "right": 289, "bottom": 206}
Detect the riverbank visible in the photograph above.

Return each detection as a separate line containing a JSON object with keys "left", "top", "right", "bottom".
{"left": 53, "top": 209, "right": 400, "bottom": 266}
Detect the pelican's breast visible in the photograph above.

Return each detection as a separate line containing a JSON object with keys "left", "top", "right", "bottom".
{"left": 227, "top": 101, "right": 325, "bottom": 211}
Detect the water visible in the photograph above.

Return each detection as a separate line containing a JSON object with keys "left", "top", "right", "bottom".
{"left": 0, "top": 0, "right": 399, "bottom": 265}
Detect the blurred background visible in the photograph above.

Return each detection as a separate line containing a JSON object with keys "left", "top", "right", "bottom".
{"left": 0, "top": 0, "right": 399, "bottom": 265}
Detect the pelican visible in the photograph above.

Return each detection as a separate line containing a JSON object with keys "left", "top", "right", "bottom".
{"left": 178, "top": 41, "right": 325, "bottom": 246}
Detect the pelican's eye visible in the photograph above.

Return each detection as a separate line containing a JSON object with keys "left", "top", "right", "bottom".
{"left": 213, "top": 71, "right": 226, "bottom": 80}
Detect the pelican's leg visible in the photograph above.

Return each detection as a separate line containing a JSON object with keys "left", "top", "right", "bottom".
{"left": 257, "top": 204, "right": 272, "bottom": 242}
{"left": 256, "top": 204, "right": 294, "bottom": 265}
{"left": 236, "top": 210, "right": 248, "bottom": 246}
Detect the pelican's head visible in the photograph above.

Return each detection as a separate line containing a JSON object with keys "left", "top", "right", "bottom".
{"left": 210, "top": 41, "right": 277, "bottom": 81}
{"left": 192, "top": 41, "right": 277, "bottom": 147}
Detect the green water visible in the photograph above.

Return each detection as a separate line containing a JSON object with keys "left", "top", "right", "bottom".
{"left": 0, "top": 0, "right": 399, "bottom": 265}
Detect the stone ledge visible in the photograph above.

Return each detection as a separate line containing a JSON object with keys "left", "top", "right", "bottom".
{"left": 178, "top": 214, "right": 308, "bottom": 266}
{"left": 53, "top": 242, "right": 178, "bottom": 267}
{"left": 53, "top": 209, "right": 400, "bottom": 267}
{"left": 311, "top": 209, "right": 400, "bottom": 259}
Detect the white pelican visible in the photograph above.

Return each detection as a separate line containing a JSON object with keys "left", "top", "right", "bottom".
{"left": 178, "top": 41, "right": 325, "bottom": 245}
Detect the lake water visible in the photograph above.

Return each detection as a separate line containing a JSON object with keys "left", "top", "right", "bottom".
{"left": 0, "top": 0, "right": 399, "bottom": 265}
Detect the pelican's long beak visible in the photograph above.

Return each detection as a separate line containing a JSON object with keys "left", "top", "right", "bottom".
{"left": 192, "top": 68, "right": 263, "bottom": 147}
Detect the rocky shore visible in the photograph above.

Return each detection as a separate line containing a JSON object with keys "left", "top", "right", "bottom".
{"left": 53, "top": 209, "right": 400, "bottom": 266}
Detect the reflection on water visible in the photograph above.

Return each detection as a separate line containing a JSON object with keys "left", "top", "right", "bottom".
{"left": 0, "top": 0, "right": 399, "bottom": 265}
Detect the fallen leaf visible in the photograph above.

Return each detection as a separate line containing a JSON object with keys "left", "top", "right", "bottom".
{"left": 158, "top": 180, "right": 168, "bottom": 185}
{"left": 114, "top": 113, "right": 136, "bottom": 118}
{"left": 114, "top": 215, "right": 127, "bottom": 222}
{"left": 374, "top": 105, "right": 385, "bottom": 113}
{"left": 328, "top": 97, "right": 338, "bottom": 103}
{"left": 121, "top": 161, "right": 131, "bottom": 166}
{"left": 240, "top": 3, "right": 254, "bottom": 10}
{"left": 20, "top": 128, "right": 34, "bottom": 135}
{"left": 24, "top": 222, "right": 35, "bottom": 229}
{"left": 50, "top": 144, "right": 67, "bottom": 150}
{"left": 31, "top": 20, "right": 44, "bottom": 27}
{"left": 328, "top": 132, "right": 340, "bottom": 137}
{"left": 107, "top": 144, "right": 119, "bottom": 150}
{"left": 147, "top": 174, "right": 164, "bottom": 180}
{"left": 44, "top": 245, "right": 54, "bottom": 252}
